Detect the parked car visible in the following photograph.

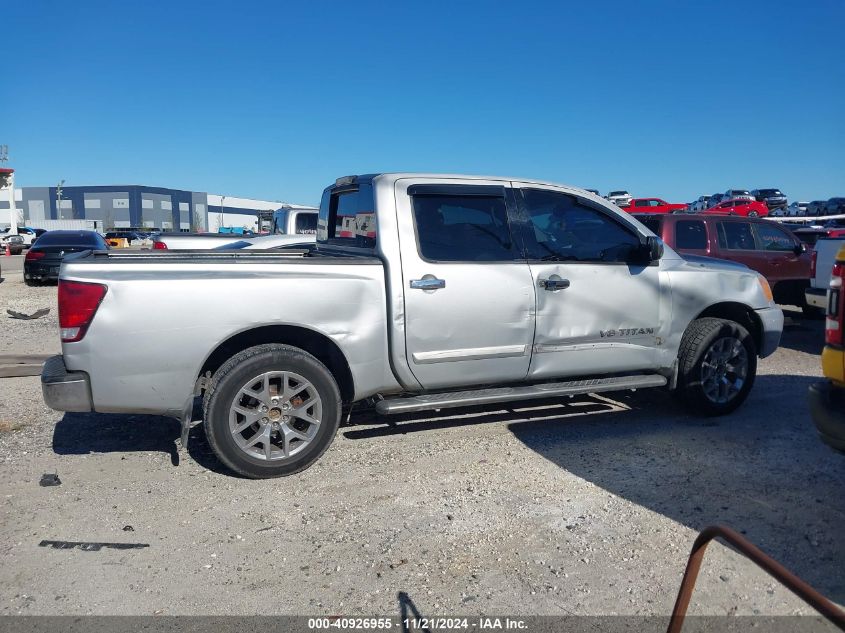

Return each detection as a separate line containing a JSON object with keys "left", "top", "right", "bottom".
{"left": 808, "top": 201, "right": 829, "bottom": 216}
{"left": 605, "top": 190, "right": 632, "bottom": 207}
{"left": 1, "top": 233, "right": 24, "bottom": 255}
{"left": 751, "top": 189, "right": 788, "bottom": 212}
{"left": 691, "top": 195, "right": 712, "bottom": 212}
{"left": 787, "top": 201, "right": 810, "bottom": 216}
{"left": 808, "top": 241, "right": 845, "bottom": 452}
{"left": 636, "top": 213, "right": 813, "bottom": 313}
{"left": 702, "top": 198, "right": 770, "bottom": 217}
{"left": 708, "top": 193, "right": 726, "bottom": 208}
{"left": 626, "top": 198, "right": 688, "bottom": 214}
{"left": 1, "top": 226, "right": 40, "bottom": 247}
{"left": 724, "top": 189, "right": 755, "bottom": 202}
{"left": 105, "top": 230, "right": 145, "bottom": 245}
{"left": 42, "top": 172, "right": 783, "bottom": 478}
{"left": 824, "top": 198, "right": 845, "bottom": 215}
{"left": 24, "top": 230, "right": 109, "bottom": 286}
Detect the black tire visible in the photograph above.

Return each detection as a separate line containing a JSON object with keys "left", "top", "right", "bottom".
{"left": 676, "top": 317, "right": 757, "bottom": 416}
{"left": 203, "top": 344, "right": 341, "bottom": 478}
{"left": 24, "top": 278, "right": 38, "bottom": 287}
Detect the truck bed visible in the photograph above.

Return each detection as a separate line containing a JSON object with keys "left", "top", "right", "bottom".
{"left": 58, "top": 248, "right": 393, "bottom": 418}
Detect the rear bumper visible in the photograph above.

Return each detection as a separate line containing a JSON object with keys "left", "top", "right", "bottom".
{"left": 805, "top": 287, "right": 828, "bottom": 309}
{"left": 24, "top": 262, "right": 61, "bottom": 281}
{"left": 755, "top": 306, "right": 784, "bottom": 358}
{"left": 808, "top": 380, "right": 845, "bottom": 453}
{"left": 41, "top": 355, "right": 93, "bottom": 413}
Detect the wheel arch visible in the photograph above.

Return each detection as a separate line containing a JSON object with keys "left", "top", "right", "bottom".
{"left": 198, "top": 325, "right": 355, "bottom": 403}
{"left": 692, "top": 302, "right": 763, "bottom": 355}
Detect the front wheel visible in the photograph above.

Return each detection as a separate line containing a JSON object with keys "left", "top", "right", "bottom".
{"left": 676, "top": 318, "right": 757, "bottom": 416}
{"left": 748, "top": 211, "right": 760, "bottom": 217}
{"left": 203, "top": 344, "right": 342, "bottom": 478}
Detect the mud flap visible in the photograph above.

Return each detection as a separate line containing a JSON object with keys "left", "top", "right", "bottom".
{"left": 179, "top": 399, "right": 201, "bottom": 451}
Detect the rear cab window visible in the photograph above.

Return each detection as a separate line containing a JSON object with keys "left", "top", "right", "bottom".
{"left": 294, "top": 212, "right": 318, "bottom": 234}
{"left": 317, "top": 178, "right": 377, "bottom": 251}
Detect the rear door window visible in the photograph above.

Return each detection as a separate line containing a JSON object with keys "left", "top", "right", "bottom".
{"left": 411, "top": 193, "right": 516, "bottom": 262}
{"left": 718, "top": 222, "right": 755, "bottom": 250}
{"left": 675, "top": 220, "right": 707, "bottom": 249}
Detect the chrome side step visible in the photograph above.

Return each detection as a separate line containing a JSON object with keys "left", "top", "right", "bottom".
{"left": 375, "top": 374, "right": 667, "bottom": 415}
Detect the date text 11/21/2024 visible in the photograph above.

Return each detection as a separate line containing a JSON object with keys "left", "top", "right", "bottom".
{"left": 307, "top": 617, "right": 528, "bottom": 630}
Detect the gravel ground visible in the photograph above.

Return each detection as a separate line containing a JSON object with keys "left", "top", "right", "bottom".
{"left": 0, "top": 271, "right": 843, "bottom": 620}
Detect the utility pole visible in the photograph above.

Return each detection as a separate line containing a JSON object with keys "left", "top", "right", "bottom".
{"left": 219, "top": 195, "right": 226, "bottom": 233}
{"left": 56, "top": 179, "right": 65, "bottom": 220}
{"left": 0, "top": 145, "right": 17, "bottom": 235}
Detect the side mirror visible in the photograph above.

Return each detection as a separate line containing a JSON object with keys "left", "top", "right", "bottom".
{"left": 647, "top": 235, "right": 664, "bottom": 261}
{"left": 633, "top": 235, "right": 663, "bottom": 264}
{"left": 793, "top": 243, "right": 804, "bottom": 256}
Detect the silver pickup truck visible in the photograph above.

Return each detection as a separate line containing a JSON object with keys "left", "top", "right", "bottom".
{"left": 42, "top": 173, "right": 784, "bottom": 478}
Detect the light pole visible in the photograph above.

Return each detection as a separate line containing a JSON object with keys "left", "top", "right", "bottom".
{"left": 56, "top": 179, "right": 65, "bottom": 220}
{"left": 219, "top": 195, "right": 225, "bottom": 233}
{"left": 0, "top": 145, "right": 16, "bottom": 236}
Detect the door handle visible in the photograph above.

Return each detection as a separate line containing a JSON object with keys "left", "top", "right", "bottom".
{"left": 410, "top": 277, "right": 446, "bottom": 290}
{"left": 540, "top": 278, "right": 570, "bottom": 291}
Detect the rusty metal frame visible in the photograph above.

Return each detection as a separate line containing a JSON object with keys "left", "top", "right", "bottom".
{"left": 668, "top": 525, "right": 845, "bottom": 633}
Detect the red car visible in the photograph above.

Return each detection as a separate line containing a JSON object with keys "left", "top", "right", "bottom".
{"left": 627, "top": 198, "right": 688, "bottom": 214}
{"left": 702, "top": 198, "right": 769, "bottom": 218}
{"left": 635, "top": 213, "right": 815, "bottom": 314}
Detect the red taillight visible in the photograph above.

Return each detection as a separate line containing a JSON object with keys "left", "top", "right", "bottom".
{"left": 810, "top": 249, "right": 818, "bottom": 279}
{"left": 825, "top": 262, "right": 844, "bottom": 347}
{"left": 25, "top": 249, "right": 45, "bottom": 261}
{"left": 152, "top": 241, "right": 168, "bottom": 250}
{"left": 58, "top": 280, "right": 107, "bottom": 343}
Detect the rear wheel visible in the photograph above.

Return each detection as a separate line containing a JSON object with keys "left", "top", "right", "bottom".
{"left": 203, "top": 344, "right": 341, "bottom": 478}
{"left": 748, "top": 211, "right": 760, "bottom": 217}
{"left": 676, "top": 318, "right": 757, "bottom": 416}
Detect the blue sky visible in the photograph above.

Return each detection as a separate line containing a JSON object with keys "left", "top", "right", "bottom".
{"left": 3, "top": 0, "right": 844, "bottom": 205}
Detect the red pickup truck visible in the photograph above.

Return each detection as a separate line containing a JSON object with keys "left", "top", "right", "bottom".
{"left": 636, "top": 213, "right": 815, "bottom": 315}
{"left": 627, "top": 198, "right": 688, "bottom": 214}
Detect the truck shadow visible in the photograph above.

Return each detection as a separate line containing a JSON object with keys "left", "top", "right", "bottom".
{"left": 51, "top": 412, "right": 227, "bottom": 474}
{"left": 507, "top": 374, "right": 845, "bottom": 604}
{"left": 344, "top": 373, "right": 845, "bottom": 603}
